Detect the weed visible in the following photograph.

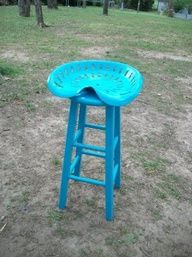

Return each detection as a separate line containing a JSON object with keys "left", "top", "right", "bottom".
{"left": 79, "top": 247, "right": 105, "bottom": 257}
{"left": 20, "top": 191, "right": 30, "bottom": 203}
{"left": 154, "top": 187, "right": 167, "bottom": 200}
{"left": 119, "top": 187, "right": 127, "bottom": 195}
{"left": 150, "top": 208, "right": 162, "bottom": 220}
{"left": 158, "top": 181, "right": 181, "bottom": 200}
{"left": 47, "top": 209, "right": 64, "bottom": 224}
{"left": 54, "top": 226, "right": 83, "bottom": 239}
{"left": 0, "top": 61, "right": 22, "bottom": 77}
{"left": 52, "top": 186, "right": 59, "bottom": 197}
{"left": 24, "top": 101, "right": 36, "bottom": 112}
{"left": 85, "top": 198, "right": 97, "bottom": 208}
{"left": 154, "top": 174, "right": 182, "bottom": 200}
{"left": 132, "top": 152, "right": 170, "bottom": 175}
{"left": 51, "top": 156, "right": 61, "bottom": 167}
{"left": 105, "top": 229, "right": 140, "bottom": 247}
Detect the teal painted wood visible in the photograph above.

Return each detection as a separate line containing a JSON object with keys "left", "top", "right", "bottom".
{"left": 74, "top": 104, "right": 87, "bottom": 177}
{"left": 47, "top": 60, "right": 143, "bottom": 106}
{"left": 59, "top": 101, "right": 78, "bottom": 209}
{"left": 48, "top": 60, "right": 144, "bottom": 221}
{"left": 85, "top": 123, "right": 106, "bottom": 130}
{"left": 73, "top": 142, "right": 106, "bottom": 152}
{"left": 105, "top": 106, "right": 115, "bottom": 220}
{"left": 58, "top": 96, "right": 120, "bottom": 220}
{"left": 81, "top": 149, "right": 106, "bottom": 158}
{"left": 114, "top": 107, "right": 121, "bottom": 189}
{"left": 69, "top": 175, "right": 105, "bottom": 187}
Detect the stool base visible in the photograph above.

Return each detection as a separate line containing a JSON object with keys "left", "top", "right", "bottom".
{"left": 59, "top": 94, "right": 121, "bottom": 221}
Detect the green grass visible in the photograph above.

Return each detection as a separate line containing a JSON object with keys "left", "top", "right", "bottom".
{"left": 150, "top": 208, "right": 162, "bottom": 220}
{"left": 20, "top": 191, "right": 30, "bottom": 203}
{"left": 51, "top": 156, "right": 62, "bottom": 167}
{"left": 132, "top": 151, "right": 170, "bottom": 175}
{"left": 154, "top": 174, "right": 185, "bottom": 200}
{"left": 1, "top": 7, "right": 192, "bottom": 257}
{"left": 0, "top": 60, "right": 22, "bottom": 77}
{"left": 47, "top": 209, "right": 65, "bottom": 223}
{"left": 105, "top": 228, "right": 141, "bottom": 247}
{"left": 79, "top": 247, "right": 106, "bottom": 257}
{"left": 0, "top": 6, "right": 192, "bottom": 109}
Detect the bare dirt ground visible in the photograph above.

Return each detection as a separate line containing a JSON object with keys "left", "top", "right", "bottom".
{"left": 1, "top": 50, "right": 192, "bottom": 257}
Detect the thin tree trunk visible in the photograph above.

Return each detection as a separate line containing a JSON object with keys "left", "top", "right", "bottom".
{"left": 103, "top": 0, "right": 109, "bottom": 15}
{"left": 18, "top": 0, "right": 31, "bottom": 17}
{"left": 157, "top": 0, "right": 159, "bottom": 11}
{"left": 82, "top": 0, "right": 86, "bottom": 8}
{"left": 120, "top": 0, "right": 124, "bottom": 10}
{"left": 167, "top": 0, "right": 174, "bottom": 17}
{"left": 137, "top": 0, "right": 140, "bottom": 12}
{"left": 47, "top": 0, "right": 58, "bottom": 9}
{"left": 34, "top": 0, "right": 47, "bottom": 27}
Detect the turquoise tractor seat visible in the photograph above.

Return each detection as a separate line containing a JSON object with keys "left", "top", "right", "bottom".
{"left": 47, "top": 59, "right": 143, "bottom": 106}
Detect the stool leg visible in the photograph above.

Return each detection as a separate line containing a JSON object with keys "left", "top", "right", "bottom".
{"left": 59, "top": 101, "right": 78, "bottom": 209}
{"left": 114, "top": 107, "right": 121, "bottom": 189}
{"left": 74, "top": 104, "right": 87, "bottom": 177}
{"left": 105, "top": 106, "right": 115, "bottom": 221}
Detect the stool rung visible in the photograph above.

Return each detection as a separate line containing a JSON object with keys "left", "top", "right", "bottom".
{"left": 85, "top": 123, "right": 106, "bottom": 130}
{"left": 70, "top": 155, "right": 80, "bottom": 173}
{"left": 82, "top": 149, "right": 106, "bottom": 158}
{"left": 73, "top": 142, "right": 106, "bottom": 152}
{"left": 113, "top": 164, "right": 119, "bottom": 182}
{"left": 69, "top": 175, "right": 105, "bottom": 187}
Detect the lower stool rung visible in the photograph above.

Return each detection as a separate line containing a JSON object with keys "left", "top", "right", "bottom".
{"left": 73, "top": 142, "right": 105, "bottom": 152}
{"left": 85, "top": 123, "right": 106, "bottom": 130}
{"left": 69, "top": 175, "right": 105, "bottom": 187}
{"left": 82, "top": 149, "right": 105, "bottom": 158}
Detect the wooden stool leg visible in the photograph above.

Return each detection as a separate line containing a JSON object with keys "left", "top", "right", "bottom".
{"left": 74, "top": 104, "right": 87, "bottom": 176}
{"left": 105, "top": 105, "right": 115, "bottom": 221}
{"left": 114, "top": 106, "right": 121, "bottom": 189}
{"left": 59, "top": 100, "right": 78, "bottom": 209}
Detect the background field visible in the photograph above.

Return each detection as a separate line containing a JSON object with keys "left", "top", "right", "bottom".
{"left": 0, "top": 6, "right": 192, "bottom": 257}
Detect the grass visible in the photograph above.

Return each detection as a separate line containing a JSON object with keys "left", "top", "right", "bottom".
{"left": 20, "top": 191, "right": 30, "bottom": 203}
{"left": 79, "top": 247, "right": 105, "bottom": 257}
{"left": 51, "top": 156, "right": 62, "bottom": 167}
{"left": 1, "top": 6, "right": 192, "bottom": 257}
{"left": 0, "top": 60, "right": 22, "bottom": 77}
{"left": 48, "top": 209, "right": 64, "bottom": 223}
{"left": 0, "top": 6, "right": 192, "bottom": 110}
{"left": 105, "top": 228, "right": 141, "bottom": 247}
{"left": 132, "top": 151, "right": 170, "bottom": 175}
{"left": 153, "top": 174, "right": 189, "bottom": 201}
{"left": 150, "top": 208, "right": 162, "bottom": 220}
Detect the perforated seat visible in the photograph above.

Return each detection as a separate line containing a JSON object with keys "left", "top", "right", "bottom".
{"left": 47, "top": 60, "right": 143, "bottom": 106}
{"left": 47, "top": 60, "right": 144, "bottom": 221}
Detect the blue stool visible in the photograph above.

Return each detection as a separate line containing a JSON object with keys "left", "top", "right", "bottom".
{"left": 47, "top": 60, "right": 143, "bottom": 221}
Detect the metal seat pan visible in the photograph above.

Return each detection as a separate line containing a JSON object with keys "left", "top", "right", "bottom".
{"left": 47, "top": 60, "right": 144, "bottom": 106}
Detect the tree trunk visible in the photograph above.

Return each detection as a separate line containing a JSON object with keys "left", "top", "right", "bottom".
{"left": 103, "top": 0, "right": 109, "bottom": 15}
{"left": 47, "top": 0, "right": 58, "bottom": 9}
{"left": 82, "top": 0, "right": 86, "bottom": 8}
{"left": 137, "top": 0, "right": 140, "bottom": 12}
{"left": 34, "top": 0, "right": 46, "bottom": 27}
{"left": 18, "top": 0, "right": 31, "bottom": 17}
{"left": 157, "top": 0, "right": 159, "bottom": 11}
{"left": 120, "top": 1, "right": 124, "bottom": 10}
{"left": 167, "top": 0, "right": 174, "bottom": 17}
